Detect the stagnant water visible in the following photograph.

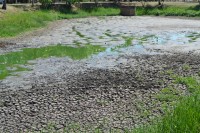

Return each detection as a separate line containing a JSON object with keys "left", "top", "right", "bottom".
{"left": 0, "top": 44, "right": 105, "bottom": 79}
{"left": 136, "top": 32, "right": 200, "bottom": 45}
{"left": 0, "top": 31, "right": 200, "bottom": 80}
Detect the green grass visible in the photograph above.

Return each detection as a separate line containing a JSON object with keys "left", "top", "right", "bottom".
{"left": 0, "top": 7, "right": 120, "bottom": 37}
{"left": 0, "top": 10, "right": 58, "bottom": 37}
{"left": 155, "top": 87, "right": 182, "bottom": 102}
{"left": 137, "top": 5, "right": 200, "bottom": 17}
{"left": 134, "top": 76, "right": 200, "bottom": 133}
{"left": 176, "top": 76, "right": 200, "bottom": 93}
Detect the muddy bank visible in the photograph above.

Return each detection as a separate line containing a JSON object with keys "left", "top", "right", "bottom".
{"left": 0, "top": 53, "right": 199, "bottom": 132}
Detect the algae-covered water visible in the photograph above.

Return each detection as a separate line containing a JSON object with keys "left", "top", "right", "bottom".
{"left": 0, "top": 44, "right": 105, "bottom": 79}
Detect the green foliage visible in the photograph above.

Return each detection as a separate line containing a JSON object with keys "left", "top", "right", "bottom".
{"left": 39, "top": 0, "right": 52, "bottom": 7}
{"left": 137, "top": 5, "right": 200, "bottom": 17}
{"left": 66, "top": 0, "right": 79, "bottom": 6}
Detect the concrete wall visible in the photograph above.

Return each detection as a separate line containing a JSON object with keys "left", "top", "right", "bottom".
{"left": 77, "top": 2, "right": 118, "bottom": 8}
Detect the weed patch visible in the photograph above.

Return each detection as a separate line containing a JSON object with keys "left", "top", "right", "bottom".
{"left": 134, "top": 76, "right": 200, "bottom": 133}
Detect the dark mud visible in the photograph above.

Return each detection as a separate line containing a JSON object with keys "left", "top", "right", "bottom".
{"left": 0, "top": 52, "right": 199, "bottom": 132}
{"left": 0, "top": 41, "right": 16, "bottom": 48}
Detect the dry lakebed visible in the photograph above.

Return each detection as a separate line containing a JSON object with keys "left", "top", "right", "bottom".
{"left": 0, "top": 16, "right": 200, "bottom": 132}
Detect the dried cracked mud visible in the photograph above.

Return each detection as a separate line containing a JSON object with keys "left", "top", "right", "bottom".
{"left": 0, "top": 16, "right": 200, "bottom": 132}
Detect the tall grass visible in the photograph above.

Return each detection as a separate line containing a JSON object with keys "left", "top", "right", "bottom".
{"left": 137, "top": 5, "right": 200, "bottom": 17}
{"left": 134, "top": 76, "right": 200, "bottom": 133}
{"left": 0, "top": 8, "right": 120, "bottom": 37}
{"left": 0, "top": 10, "right": 59, "bottom": 37}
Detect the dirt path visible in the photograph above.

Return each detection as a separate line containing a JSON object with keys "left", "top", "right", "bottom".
{"left": 0, "top": 16, "right": 200, "bottom": 132}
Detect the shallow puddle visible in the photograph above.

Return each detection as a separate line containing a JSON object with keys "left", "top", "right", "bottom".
{"left": 102, "top": 31, "right": 200, "bottom": 56}
{"left": 0, "top": 44, "right": 105, "bottom": 79}
{"left": 137, "top": 32, "right": 200, "bottom": 45}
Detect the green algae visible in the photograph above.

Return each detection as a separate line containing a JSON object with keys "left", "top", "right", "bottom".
{"left": 0, "top": 44, "right": 106, "bottom": 79}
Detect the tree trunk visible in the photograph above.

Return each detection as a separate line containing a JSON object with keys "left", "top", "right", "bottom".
{"left": 2, "top": 0, "right": 6, "bottom": 10}
{"left": 158, "top": 0, "right": 161, "bottom": 5}
{"left": 32, "top": 0, "right": 34, "bottom": 6}
{"left": 95, "top": 0, "right": 98, "bottom": 6}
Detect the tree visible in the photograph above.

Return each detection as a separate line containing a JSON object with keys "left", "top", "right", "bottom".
{"left": 2, "top": 0, "right": 6, "bottom": 10}
{"left": 140, "top": 0, "right": 147, "bottom": 8}
{"left": 158, "top": 0, "right": 164, "bottom": 6}
{"left": 94, "top": 0, "right": 98, "bottom": 5}
{"left": 158, "top": 0, "right": 161, "bottom": 6}
{"left": 32, "top": 0, "right": 34, "bottom": 7}
{"left": 39, "top": 0, "right": 52, "bottom": 8}
{"left": 66, "top": 0, "right": 79, "bottom": 8}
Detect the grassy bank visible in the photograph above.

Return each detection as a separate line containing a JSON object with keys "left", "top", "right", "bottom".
{"left": 137, "top": 5, "right": 200, "bottom": 17}
{"left": 0, "top": 7, "right": 120, "bottom": 37}
{"left": 134, "top": 76, "right": 200, "bottom": 133}
{"left": 1, "top": 4, "right": 200, "bottom": 38}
